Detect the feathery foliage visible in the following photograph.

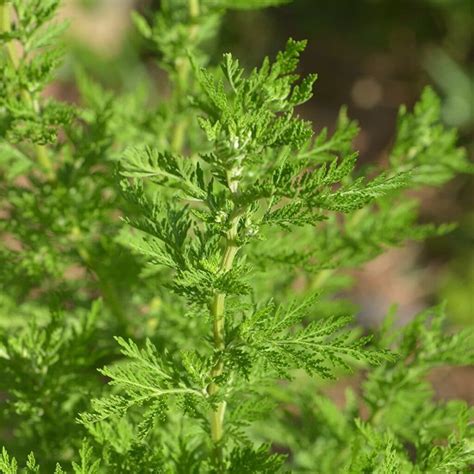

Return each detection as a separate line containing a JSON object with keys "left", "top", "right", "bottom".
{"left": 0, "top": 0, "right": 472, "bottom": 472}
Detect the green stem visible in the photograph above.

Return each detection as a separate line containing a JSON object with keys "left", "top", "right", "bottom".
{"left": 170, "top": 0, "right": 200, "bottom": 153}
{"left": 0, "top": 1, "right": 54, "bottom": 179}
{"left": 0, "top": 1, "right": 18, "bottom": 69}
{"left": 208, "top": 217, "right": 239, "bottom": 469}
{"left": 189, "top": 0, "right": 200, "bottom": 18}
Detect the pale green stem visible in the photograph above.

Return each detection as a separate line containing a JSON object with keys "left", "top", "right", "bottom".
{"left": 0, "top": 1, "right": 54, "bottom": 179}
{"left": 0, "top": 1, "right": 19, "bottom": 68}
{"left": 170, "top": 0, "right": 200, "bottom": 153}
{"left": 310, "top": 268, "right": 333, "bottom": 291}
{"left": 189, "top": 0, "right": 200, "bottom": 18}
{"left": 208, "top": 217, "right": 239, "bottom": 469}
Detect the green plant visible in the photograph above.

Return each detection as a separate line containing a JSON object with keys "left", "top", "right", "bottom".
{"left": 0, "top": 0, "right": 473, "bottom": 472}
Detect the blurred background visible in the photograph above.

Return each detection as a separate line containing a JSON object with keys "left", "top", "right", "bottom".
{"left": 53, "top": 0, "right": 472, "bottom": 397}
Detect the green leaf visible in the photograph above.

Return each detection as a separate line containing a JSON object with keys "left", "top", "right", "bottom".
{"left": 240, "top": 294, "right": 395, "bottom": 378}
{"left": 0, "top": 448, "right": 18, "bottom": 474}
{"left": 72, "top": 441, "right": 101, "bottom": 474}
{"left": 391, "top": 87, "right": 473, "bottom": 186}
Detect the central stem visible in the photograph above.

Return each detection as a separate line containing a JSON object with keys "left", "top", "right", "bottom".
{"left": 208, "top": 217, "right": 239, "bottom": 468}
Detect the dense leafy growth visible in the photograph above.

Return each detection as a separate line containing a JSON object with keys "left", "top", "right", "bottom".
{"left": 0, "top": 0, "right": 472, "bottom": 472}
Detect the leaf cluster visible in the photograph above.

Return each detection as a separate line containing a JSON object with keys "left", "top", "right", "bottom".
{"left": 0, "top": 0, "right": 472, "bottom": 472}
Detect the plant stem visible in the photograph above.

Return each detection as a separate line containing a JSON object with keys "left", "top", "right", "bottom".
{"left": 208, "top": 217, "right": 239, "bottom": 469}
{"left": 170, "top": 0, "right": 200, "bottom": 153}
{"left": 189, "top": 0, "right": 200, "bottom": 18}
{"left": 0, "top": 1, "right": 18, "bottom": 68}
{"left": 0, "top": 1, "right": 54, "bottom": 179}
